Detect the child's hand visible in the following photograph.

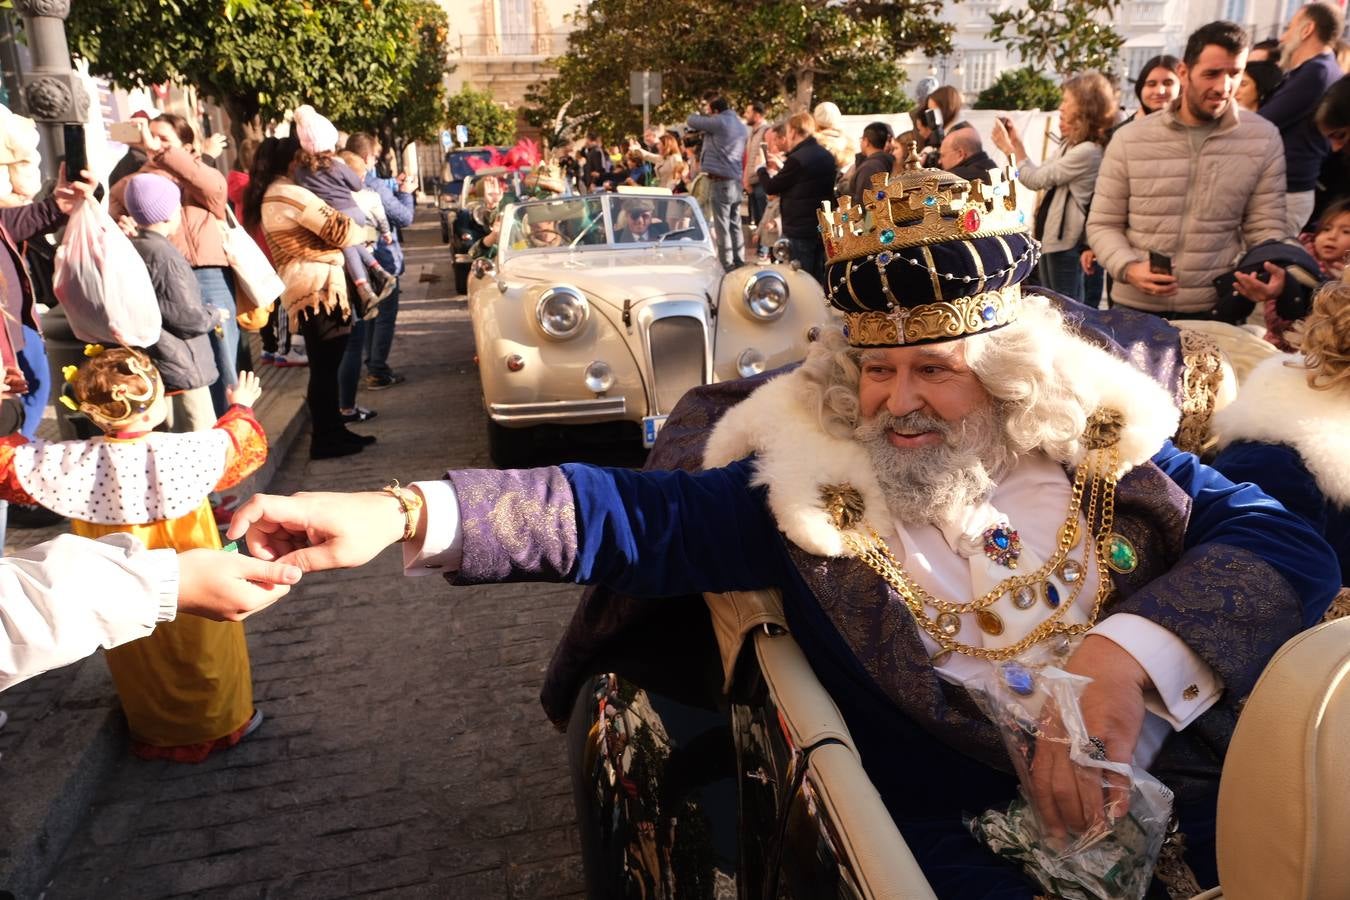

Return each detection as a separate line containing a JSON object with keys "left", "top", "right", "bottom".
{"left": 380, "top": 233, "right": 393, "bottom": 245}
{"left": 227, "top": 370, "right": 262, "bottom": 408}
{"left": 1, "top": 366, "right": 27, "bottom": 398}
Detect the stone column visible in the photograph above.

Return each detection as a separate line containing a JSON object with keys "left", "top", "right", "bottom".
{"left": 13, "top": 0, "right": 88, "bottom": 179}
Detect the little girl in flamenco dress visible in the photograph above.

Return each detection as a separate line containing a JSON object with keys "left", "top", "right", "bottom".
{"left": 0, "top": 346, "right": 268, "bottom": 762}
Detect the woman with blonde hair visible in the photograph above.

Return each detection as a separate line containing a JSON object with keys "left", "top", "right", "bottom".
{"left": 812, "top": 100, "right": 855, "bottom": 194}
{"left": 992, "top": 72, "right": 1116, "bottom": 302}
{"left": 1213, "top": 280, "right": 1350, "bottom": 585}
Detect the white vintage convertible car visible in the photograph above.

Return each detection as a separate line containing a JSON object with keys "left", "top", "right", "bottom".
{"left": 466, "top": 190, "right": 836, "bottom": 464}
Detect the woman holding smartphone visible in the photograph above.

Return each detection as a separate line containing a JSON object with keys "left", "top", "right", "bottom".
{"left": 992, "top": 73, "right": 1117, "bottom": 303}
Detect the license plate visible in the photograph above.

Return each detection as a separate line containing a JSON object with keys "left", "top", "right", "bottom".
{"left": 642, "top": 415, "right": 667, "bottom": 448}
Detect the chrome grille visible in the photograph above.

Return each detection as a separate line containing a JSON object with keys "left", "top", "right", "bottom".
{"left": 647, "top": 316, "right": 707, "bottom": 415}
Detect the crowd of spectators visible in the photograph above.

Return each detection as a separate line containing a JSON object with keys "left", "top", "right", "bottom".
{"left": 558, "top": 1, "right": 1350, "bottom": 330}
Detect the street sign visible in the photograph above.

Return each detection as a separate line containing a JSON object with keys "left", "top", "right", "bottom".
{"left": 440, "top": 129, "right": 453, "bottom": 149}
{"left": 628, "top": 71, "right": 661, "bottom": 107}
{"left": 454, "top": 124, "right": 469, "bottom": 146}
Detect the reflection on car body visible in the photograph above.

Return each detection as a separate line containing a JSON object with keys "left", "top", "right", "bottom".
{"left": 466, "top": 190, "right": 836, "bottom": 465}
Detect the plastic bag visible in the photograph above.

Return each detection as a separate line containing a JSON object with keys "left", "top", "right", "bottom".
{"left": 52, "top": 201, "right": 161, "bottom": 347}
{"left": 966, "top": 647, "right": 1172, "bottom": 900}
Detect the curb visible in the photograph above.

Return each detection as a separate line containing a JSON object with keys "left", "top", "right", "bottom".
{"left": 0, "top": 358, "right": 310, "bottom": 900}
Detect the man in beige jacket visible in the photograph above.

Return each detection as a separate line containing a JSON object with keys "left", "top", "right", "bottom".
{"left": 1087, "top": 20, "right": 1289, "bottom": 318}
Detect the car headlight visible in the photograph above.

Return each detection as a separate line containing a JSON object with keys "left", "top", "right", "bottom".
{"left": 743, "top": 270, "right": 789, "bottom": 321}
{"left": 536, "top": 286, "right": 589, "bottom": 339}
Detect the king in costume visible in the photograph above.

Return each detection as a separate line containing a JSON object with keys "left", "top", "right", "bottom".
{"left": 403, "top": 158, "right": 1339, "bottom": 894}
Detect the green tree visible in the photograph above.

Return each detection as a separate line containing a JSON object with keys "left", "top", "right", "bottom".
{"left": 344, "top": 1, "right": 451, "bottom": 155}
{"left": 974, "top": 67, "right": 1064, "bottom": 110}
{"left": 444, "top": 86, "right": 516, "bottom": 147}
{"left": 525, "top": 0, "right": 947, "bottom": 139}
{"left": 987, "top": 0, "right": 1124, "bottom": 78}
{"left": 67, "top": 0, "right": 434, "bottom": 146}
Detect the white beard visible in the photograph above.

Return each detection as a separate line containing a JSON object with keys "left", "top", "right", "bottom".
{"left": 854, "top": 405, "right": 1012, "bottom": 527}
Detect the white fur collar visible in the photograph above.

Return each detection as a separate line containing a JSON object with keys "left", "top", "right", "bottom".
{"left": 1213, "top": 354, "right": 1350, "bottom": 505}
{"left": 703, "top": 332, "right": 1179, "bottom": 558}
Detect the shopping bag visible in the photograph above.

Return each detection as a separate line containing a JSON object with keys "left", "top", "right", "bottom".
{"left": 221, "top": 205, "right": 283, "bottom": 313}
{"left": 52, "top": 201, "right": 161, "bottom": 347}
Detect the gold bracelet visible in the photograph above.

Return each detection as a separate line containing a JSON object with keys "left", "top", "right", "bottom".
{"left": 381, "top": 480, "right": 424, "bottom": 543}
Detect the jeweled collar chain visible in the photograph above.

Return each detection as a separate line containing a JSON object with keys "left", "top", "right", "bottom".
{"left": 821, "top": 408, "right": 1138, "bottom": 664}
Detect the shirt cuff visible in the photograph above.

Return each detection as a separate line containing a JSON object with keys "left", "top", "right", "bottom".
{"left": 147, "top": 548, "right": 179, "bottom": 623}
{"left": 402, "top": 478, "right": 462, "bottom": 575}
{"left": 1090, "top": 613, "right": 1223, "bottom": 730}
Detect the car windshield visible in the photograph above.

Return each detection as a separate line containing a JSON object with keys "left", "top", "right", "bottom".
{"left": 446, "top": 149, "right": 501, "bottom": 180}
{"left": 501, "top": 195, "right": 706, "bottom": 255}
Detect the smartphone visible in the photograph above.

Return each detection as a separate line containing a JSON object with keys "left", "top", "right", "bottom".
{"left": 109, "top": 120, "right": 143, "bottom": 144}
{"left": 62, "top": 123, "right": 87, "bottom": 179}
{"left": 1148, "top": 250, "right": 1173, "bottom": 276}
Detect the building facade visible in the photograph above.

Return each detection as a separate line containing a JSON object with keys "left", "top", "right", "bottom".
{"left": 907, "top": 0, "right": 1299, "bottom": 109}
{"left": 442, "top": 0, "right": 585, "bottom": 109}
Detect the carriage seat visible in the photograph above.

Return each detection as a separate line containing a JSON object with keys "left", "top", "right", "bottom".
{"left": 1212, "top": 615, "right": 1350, "bottom": 899}
{"left": 705, "top": 588, "right": 937, "bottom": 899}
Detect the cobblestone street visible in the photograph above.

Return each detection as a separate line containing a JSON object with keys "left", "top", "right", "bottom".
{"left": 40, "top": 219, "right": 591, "bottom": 899}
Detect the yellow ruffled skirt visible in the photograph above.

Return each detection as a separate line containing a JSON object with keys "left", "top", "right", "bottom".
{"left": 74, "top": 499, "right": 254, "bottom": 752}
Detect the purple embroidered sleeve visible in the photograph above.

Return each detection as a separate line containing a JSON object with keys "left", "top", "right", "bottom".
{"left": 445, "top": 467, "right": 579, "bottom": 585}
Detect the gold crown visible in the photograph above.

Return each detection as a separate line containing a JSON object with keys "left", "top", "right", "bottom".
{"left": 817, "top": 148, "right": 1030, "bottom": 265}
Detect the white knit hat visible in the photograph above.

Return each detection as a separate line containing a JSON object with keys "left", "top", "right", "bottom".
{"left": 293, "top": 104, "right": 338, "bottom": 154}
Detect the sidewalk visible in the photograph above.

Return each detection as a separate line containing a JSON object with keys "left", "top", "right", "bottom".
{"left": 0, "top": 312, "right": 311, "bottom": 899}
{"left": 7, "top": 214, "right": 587, "bottom": 899}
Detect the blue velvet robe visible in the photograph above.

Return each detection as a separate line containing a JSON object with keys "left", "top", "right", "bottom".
{"left": 1214, "top": 441, "right": 1350, "bottom": 586}
{"left": 445, "top": 442, "right": 1338, "bottom": 896}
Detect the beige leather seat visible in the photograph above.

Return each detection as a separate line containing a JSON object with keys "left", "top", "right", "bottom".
{"left": 1211, "top": 616, "right": 1350, "bottom": 900}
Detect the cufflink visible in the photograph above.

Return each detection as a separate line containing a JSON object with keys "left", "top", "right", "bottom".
{"left": 1183, "top": 684, "right": 1199, "bottom": 701}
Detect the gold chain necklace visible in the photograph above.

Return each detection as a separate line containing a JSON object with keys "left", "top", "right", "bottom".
{"left": 825, "top": 413, "right": 1125, "bottom": 663}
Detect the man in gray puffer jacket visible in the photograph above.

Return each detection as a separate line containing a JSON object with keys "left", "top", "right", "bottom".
{"left": 1088, "top": 20, "right": 1289, "bottom": 318}
{"left": 125, "top": 173, "right": 221, "bottom": 432}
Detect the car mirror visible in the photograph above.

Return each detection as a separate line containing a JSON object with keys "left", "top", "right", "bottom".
{"left": 471, "top": 258, "right": 495, "bottom": 280}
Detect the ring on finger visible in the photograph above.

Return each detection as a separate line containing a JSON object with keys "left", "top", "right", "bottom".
{"left": 1084, "top": 735, "right": 1108, "bottom": 761}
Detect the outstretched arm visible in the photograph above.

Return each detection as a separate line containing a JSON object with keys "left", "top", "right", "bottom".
{"left": 229, "top": 460, "right": 785, "bottom": 595}
{"left": 0, "top": 533, "right": 301, "bottom": 692}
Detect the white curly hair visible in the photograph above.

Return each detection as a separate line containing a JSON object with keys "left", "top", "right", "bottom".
{"left": 798, "top": 294, "right": 1095, "bottom": 461}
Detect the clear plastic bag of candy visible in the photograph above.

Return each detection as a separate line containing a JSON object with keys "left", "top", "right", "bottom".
{"left": 965, "top": 645, "right": 1173, "bottom": 900}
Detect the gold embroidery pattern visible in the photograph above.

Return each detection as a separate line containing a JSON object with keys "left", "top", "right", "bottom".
{"left": 843, "top": 287, "right": 1021, "bottom": 346}
{"left": 1176, "top": 330, "right": 1223, "bottom": 456}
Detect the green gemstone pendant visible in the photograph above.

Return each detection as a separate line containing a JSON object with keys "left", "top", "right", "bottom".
{"left": 1105, "top": 533, "right": 1138, "bottom": 574}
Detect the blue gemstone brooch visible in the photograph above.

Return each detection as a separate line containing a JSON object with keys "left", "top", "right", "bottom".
{"left": 982, "top": 524, "right": 1021, "bottom": 569}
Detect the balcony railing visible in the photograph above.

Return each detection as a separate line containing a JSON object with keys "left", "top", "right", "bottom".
{"left": 454, "top": 32, "right": 551, "bottom": 58}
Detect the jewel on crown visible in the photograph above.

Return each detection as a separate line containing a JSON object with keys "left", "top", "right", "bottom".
{"left": 816, "top": 151, "right": 1028, "bottom": 265}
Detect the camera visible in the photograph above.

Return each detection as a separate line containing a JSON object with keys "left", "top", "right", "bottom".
{"left": 918, "top": 108, "right": 945, "bottom": 139}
